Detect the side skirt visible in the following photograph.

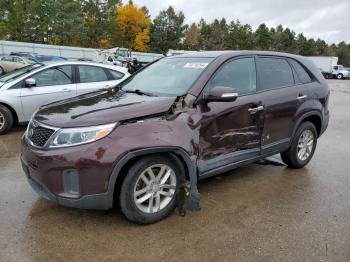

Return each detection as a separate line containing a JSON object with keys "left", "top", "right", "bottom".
{"left": 198, "top": 138, "right": 290, "bottom": 180}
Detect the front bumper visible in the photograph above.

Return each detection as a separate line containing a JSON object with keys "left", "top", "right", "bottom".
{"left": 21, "top": 155, "right": 112, "bottom": 210}
{"left": 20, "top": 133, "right": 122, "bottom": 210}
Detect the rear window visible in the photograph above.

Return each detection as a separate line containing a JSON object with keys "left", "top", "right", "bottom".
{"left": 257, "top": 57, "right": 294, "bottom": 91}
{"left": 78, "top": 65, "right": 108, "bottom": 83}
{"left": 109, "top": 69, "right": 124, "bottom": 80}
{"left": 289, "top": 59, "right": 312, "bottom": 84}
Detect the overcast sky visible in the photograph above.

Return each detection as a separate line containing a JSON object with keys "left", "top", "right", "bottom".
{"left": 131, "top": 0, "right": 350, "bottom": 44}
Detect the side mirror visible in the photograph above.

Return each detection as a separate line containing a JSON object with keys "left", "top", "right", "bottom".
{"left": 204, "top": 86, "right": 238, "bottom": 102}
{"left": 25, "top": 78, "right": 36, "bottom": 87}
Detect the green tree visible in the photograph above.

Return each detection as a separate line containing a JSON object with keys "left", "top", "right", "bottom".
{"left": 50, "top": 0, "right": 85, "bottom": 46}
{"left": 150, "top": 6, "right": 185, "bottom": 53}
{"left": 255, "top": 23, "right": 272, "bottom": 50}
{"left": 315, "top": 38, "right": 328, "bottom": 55}
{"left": 226, "top": 20, "right": 255, "bottom": 50}
{"left": 198, "top": 18, "right": 228, "bottom": 50}
{"left": 337, "top": 41, "right": 350, "bottom": 67}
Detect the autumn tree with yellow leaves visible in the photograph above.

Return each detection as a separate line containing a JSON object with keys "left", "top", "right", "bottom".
{"left": 116, "top": 3, "right": 150, "bottom": 52}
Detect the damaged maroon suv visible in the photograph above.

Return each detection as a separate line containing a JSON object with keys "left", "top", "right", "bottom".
{"left": 21, "top": 51, "right": 329, "bottom": 224}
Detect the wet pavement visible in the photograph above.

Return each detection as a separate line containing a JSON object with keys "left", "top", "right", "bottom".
{"left": 1, "top": 80, "right": 350, "bottom": 261}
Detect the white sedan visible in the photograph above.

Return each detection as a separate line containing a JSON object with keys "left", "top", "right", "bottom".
{"left": 0, "top": 61, "right": 130, "bottom": 134}
{"left": 0, "top": 55, "right": 36, "bottom": 75}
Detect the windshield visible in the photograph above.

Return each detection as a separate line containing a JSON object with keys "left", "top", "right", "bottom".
{"left": 26, "top": 57, "right": 37, "bottom": 64}
{"left": 121, "top": 57, "right": 213, "bottom": 96}
{"left": 0, "top": 64, "right": 43, "bottom": 83}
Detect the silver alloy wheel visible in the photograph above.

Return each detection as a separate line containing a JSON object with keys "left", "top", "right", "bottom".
{"left": 0, "top": 112, "right": 5, "bottom": 130}
{"left": 297, "top": 129, "right": 314, "bottom": 161}
{"left": 133, "top": 164, "right": 177, "bottom": 214}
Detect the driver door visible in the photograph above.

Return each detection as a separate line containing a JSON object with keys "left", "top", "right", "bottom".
{"left": 20, "top": 65, "right": 76, "bottom": 120}
{"left": 197, "top": 57, "right": 264, "bottom": 175}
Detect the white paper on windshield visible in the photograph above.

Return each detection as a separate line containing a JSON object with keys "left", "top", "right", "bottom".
{"left": 184, "top": 63, "right": 209, "bottom": 69}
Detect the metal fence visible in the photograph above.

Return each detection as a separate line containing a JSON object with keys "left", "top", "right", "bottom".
{"left": 0, "top": 40, "right": 163, "bottom": 62}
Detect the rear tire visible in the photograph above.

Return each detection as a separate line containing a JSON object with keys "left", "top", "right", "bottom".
{"left": 0, "top": 105, "right": 14, "bottom": 135}
{"left": 281, "top": 121, "right": 317, "bottom": 169}
{"left": 0, "top": 66, "right": 4, "bottom": 76}
{"left": 119, "top": 155, "right": 181, "bottom": 224}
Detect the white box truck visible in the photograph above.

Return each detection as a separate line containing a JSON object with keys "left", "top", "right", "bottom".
{"left": 308, "top": 56, "right": 349, "bottom": 79}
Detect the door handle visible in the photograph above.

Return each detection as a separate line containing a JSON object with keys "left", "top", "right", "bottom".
{"left": 297, "top": 94, "right": 307, "bottom": 100}
{"left": 62, "top": 88, "right": 73, "bottom": 93}
{"left": 248, "top": 105, "right": 264, "bottom": 114}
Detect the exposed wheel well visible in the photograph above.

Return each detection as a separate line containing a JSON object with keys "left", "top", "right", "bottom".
{"left": 302, "top": 115, "right": 322, "bottom": 136}
{"left": 112, "top": 152, "right": 189, "bottom": 208}
{"left": 0, "top": 102, "right": 18, "bottom": 126}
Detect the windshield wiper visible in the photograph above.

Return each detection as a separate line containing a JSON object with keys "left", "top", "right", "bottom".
{"left": 124, "top": 89, "right": 157, "bottom": 97}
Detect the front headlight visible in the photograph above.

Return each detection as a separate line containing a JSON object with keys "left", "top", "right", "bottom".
{"left": 48, "top": 123, "right": 117, "bottom": 148}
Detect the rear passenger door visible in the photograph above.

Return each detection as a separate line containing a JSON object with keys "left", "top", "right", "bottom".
{"left": 256, "top": 56, "right": 309, "bottom": 154}
{"left": 76, "top": 65, "right": 124, "bottom": 95}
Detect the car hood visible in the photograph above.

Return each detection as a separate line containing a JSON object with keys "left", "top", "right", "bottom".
{"left": 34, "top": 89, "right": 177, "bottom": 128}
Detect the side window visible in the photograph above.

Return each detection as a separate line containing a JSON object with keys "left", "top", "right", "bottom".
{"left": 31, "top": 66, "right": 73, "bottom": 87}
{"left": 289, "top": 59, "right": 312, "bottom": 84}
{"left": 2, "top": 56, "right": 12, "bottom": 61}
{"left": 207, "top": 57, "right": 257, "bottom": 96}
{"left": 13, "top": 57, "right": 24, "bottom": 64}
{"left": 257, "top": 57, "right": 294, "bottom": 91}
{"left": 78, "top": 66, "right": 108, "bottom": 83}
{"left": 109, "top": 69, "right": 124, "bottom": 80}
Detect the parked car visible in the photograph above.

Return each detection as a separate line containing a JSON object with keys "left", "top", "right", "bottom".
{"left": 21, "top": 51, "right": 329, "bottom": 224}
{"left": 0, "top": 61, "right": 130, "bottom": 134}
{"left": 10, "top": 52, "right": 67, "bottom": 63}
{"left": 0, "top": 55, "right": 36, "bottom": 75}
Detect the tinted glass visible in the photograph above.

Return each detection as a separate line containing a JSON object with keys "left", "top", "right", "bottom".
{"left": 258, "top": 57, "right": 294, "bottom": 90}
{"left": 289, "top": 59, "right": 312, "bottom": 84}
{"left": 121, "top": 57, "right": 213, "bottom": 96}
{"left": 13, "top": 57, "right": 24, "bottom": 63}
{"left": 32, "top": 66, "right": 73, "bottom": 87}
{"left": 1, "top": 56, "right": 12, "bottom": 61}
{"left": 0, "top": 64, "right": 43, "bottom": 84}
{"left": 109, "top": 69, "right": 124, "bottom": 80}
{"left": 78, "top": 66, "right": 108, "bottom": 83}
{"left": 208, "top": 57, "right": 257, "bottom": 95}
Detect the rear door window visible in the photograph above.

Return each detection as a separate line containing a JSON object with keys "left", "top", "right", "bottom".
{"left": 109, "top": 69, "right": 124, "bottom": 80}
{"left": 78, "top": 65, "right": 108, "bottom": 83}
{"left": 288, "top": 59, "right": 312, "bottom": 84}
{"left": 257, "top": 57, "right": 294, "bottom": 91}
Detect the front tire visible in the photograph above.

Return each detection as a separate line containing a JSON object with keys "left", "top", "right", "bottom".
{"left": 281, "top": 121, "right": 317, "bottom": 169}
{"left": 0, "top": 105, "right": 14, "bottom": 135}
{"left": 120, "top": 155, "right": 181, "bottom": 224}
{"left": 337, "top": 73, "right": 343, "bottom": 79}
{"left": 0, "top": 66, "right": 4, "bottom": 76}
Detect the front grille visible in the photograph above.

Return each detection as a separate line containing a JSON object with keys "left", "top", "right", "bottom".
{"left": 27, "top": 121, "right": 56, "bottom": 147}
